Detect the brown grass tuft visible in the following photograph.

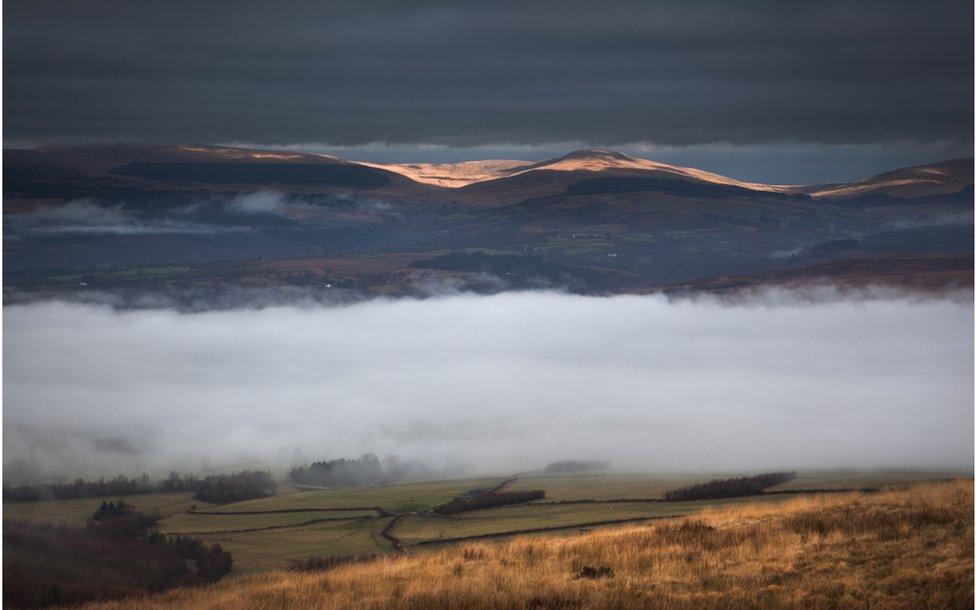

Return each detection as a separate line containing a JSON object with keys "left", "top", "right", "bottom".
{"left": 82, "top": 479, "right": 974, "bottom": 610}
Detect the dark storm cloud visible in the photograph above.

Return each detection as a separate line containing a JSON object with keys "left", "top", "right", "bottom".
{"left": 3, "top": 0, "right": 972, "bottom": 148}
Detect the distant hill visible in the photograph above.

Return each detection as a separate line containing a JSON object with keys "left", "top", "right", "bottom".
{"left": 800, "top": 158, "right": 974, "bottom": 199}
{"left": 6, "top": 144, "right": 970, "bottom": 200}
{"left": 3, "top": 145, "right": 972, "bottom": 302}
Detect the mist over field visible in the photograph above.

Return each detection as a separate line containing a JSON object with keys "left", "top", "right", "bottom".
{"left": 3, "top": 290, "right": 973, "bottom": 483}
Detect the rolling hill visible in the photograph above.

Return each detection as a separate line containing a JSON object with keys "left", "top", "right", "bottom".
{"left": 3, "top": 145, "right": 972, "bottom": 303}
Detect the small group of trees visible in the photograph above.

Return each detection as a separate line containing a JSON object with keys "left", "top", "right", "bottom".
{"left": 289, "top": 453, "right": 468, "bottom": 488}
{"left": 88, "top": 499, "right": 161, "bottom": 540}
{"left": 663, "top": 472, "right": 797, "bottom": 501}
{"left": 166, "top": 535, "right": 233, "bottom": 582}
{"left": 4, "top": 471, "right": 199, "bottom": 503}
{"left": 88, "top": 501, "right": 233, "bottom": 582}
{"left": 193, "top": 471, "right": 277, "bottom": 504}
{"left": 289, "top": 453, "right": 384, "bottom": 487}
{"left": 433, "top": 489, "right": 545, "bottom": 515}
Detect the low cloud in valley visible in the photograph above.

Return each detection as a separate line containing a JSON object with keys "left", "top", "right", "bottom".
{"left": 3, "top": 291, "right": 972, "bottom": 483}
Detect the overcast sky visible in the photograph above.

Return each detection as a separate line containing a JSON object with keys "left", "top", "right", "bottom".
{"left": 4, "top": 291, "right": 972, "bottom": 482}
{"left": 3, "top": 0, "right": 973, "bottom": 182}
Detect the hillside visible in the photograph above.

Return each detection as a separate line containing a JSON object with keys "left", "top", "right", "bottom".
{"left": 802, "top": 158, "right": 974, "bottom": 199}
{"left": 490, "top": 148, "right": 792, "bottom": 192}
{"left": 83, "top": 480, "right": 973, "bottom": 610}
{"left": 365, "top": 149, "right": 973, "bottom": 200}
{"left": 358, "top": 159, "right": 529, "bottom": 188}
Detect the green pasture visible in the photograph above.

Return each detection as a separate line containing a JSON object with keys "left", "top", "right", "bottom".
{"left": 5, "top": 469, "right": 967, "bottom": 575}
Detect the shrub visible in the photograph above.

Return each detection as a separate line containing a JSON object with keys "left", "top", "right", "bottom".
{"left": 576, "top": 566, "right": 614, "bottom": 579}
{"left": 169, "top": 535, "right": 206, "bottom": 560}
{"left": 196, "top": 544, "right": 234, "bottom": 582}
{"left": 88, "top": 500, "right": 160, "bottom": 539}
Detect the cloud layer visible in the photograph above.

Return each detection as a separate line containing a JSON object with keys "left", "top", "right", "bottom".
{"left": 3, "top": 291, "right": 972, "bottom": 482}
{"left": 5, "top": 0, "right": 972, "bottom": 152}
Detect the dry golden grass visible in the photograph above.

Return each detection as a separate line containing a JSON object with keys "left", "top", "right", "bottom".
{"left": 84, "top": 480, "right": 973, "bottom": 610}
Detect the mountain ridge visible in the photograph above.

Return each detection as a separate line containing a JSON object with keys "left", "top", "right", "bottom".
{"left": 6, "top": 144, "right": 971, "bottom": 201}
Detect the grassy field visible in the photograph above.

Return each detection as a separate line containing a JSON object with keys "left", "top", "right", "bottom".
{"left": 509, "top": 469, "right": 970, "bottom": 501}
{"left": 1, "top": 478, "right": 504, "bottom": 573}
{"left": 85, "top": 479, "right": 974, "bottom": 609}
{"left": 2, "top": 492, "right": 204, "bottom": 527}
{"left": 767, "top": 469, "right": 967, "bottom": 491}
{"left": 203, "top": 477, "right": 504, "bottom": 513}
{"left": 395, "top": 494, "right": 802, "bottom": 545}
{"left": 5, "top": 470, "right": 968, "bottom": 578}
{"left": 398, "top": 502, "right": 685, "bottom": 544}
{"left": 509, "top": 473, "right": 715, "bottom": 500}
{"left": 197, "top": 518, "right": 395, "bottom": 572}
{"left": 156, "top": 509, "right": 377, "bottom": 535}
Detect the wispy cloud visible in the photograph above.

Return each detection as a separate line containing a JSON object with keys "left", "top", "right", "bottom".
{"left": 6, "top": 199, "right": 245, "bottom": 235}
{"left": 230, "top": 191, "right": 289, "bottom": 215}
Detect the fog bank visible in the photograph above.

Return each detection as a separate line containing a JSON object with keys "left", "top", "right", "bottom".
{"left": 3, "top": 291, "right": 973, "bottom": 482}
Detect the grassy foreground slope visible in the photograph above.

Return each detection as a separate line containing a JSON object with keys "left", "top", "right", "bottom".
{"left": 85, "top": 480, "right": 972, "bottom": 610}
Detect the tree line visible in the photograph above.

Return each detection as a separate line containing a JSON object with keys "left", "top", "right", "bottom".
{"left": 433, "top": 489, "right": 546, "bottom": 515}
{"left": 4, "top": 471, "right": 200, "bottom": 502}
{"left": 193, "top": 471, "right": 277, "bottom": 504}
{"left": 4, "top": 469, "right": 279, "bottom": 505}
{"left": 663, "top": 472, "right": 797, "bottom": 501}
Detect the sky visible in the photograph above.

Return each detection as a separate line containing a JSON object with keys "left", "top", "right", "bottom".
{"left": 3, "top": 0, "right": 973, "bottom": 182}
{"left": 4, "top": 291, "right": 973, "bottom": 482}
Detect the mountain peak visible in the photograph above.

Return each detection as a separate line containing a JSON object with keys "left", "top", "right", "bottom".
{"left": 559, "top": 148, "right": 635, "bottom": 162}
